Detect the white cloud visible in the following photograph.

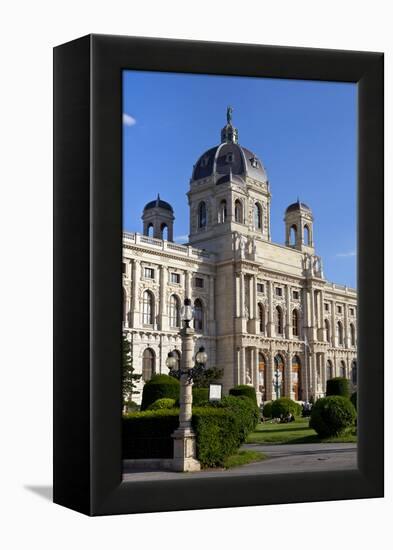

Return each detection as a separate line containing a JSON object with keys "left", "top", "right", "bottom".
{"left": 174, "top": 235, "right": 189, "bottom": 243}
{"left": 123, "top": 113, "right": 136, "bottom": 127}
{"left": 336, "top": 250, "right": 356, "bottom": 258}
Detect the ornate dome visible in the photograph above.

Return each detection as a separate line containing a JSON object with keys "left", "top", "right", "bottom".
{"left": 285, "top": 199, "right": 311, "bottom": 214}
{"left": 144, "top": 194, "right": 173, "bottom": 212}
{"left": 191, "top": 107, "right": 268, "bottom": 184}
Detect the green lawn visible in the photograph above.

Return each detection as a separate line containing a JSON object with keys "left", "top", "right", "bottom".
{"left": 223, "top": 450, "right": 267, "bottom": 469}
{"left": 246, "top": 418, "right": 357, "bottom": 445}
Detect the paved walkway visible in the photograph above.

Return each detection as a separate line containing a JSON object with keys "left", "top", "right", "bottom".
{"left": 122, "top": 443, "right": 357, "bottom": 482}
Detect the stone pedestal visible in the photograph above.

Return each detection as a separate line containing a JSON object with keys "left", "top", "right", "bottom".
{"left": 172, "top": 427, "right": 201, "bottom": 472}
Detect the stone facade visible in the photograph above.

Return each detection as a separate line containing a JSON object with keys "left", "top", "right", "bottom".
{"left": 123, "top": 112, "right": 357, "bottom": 404}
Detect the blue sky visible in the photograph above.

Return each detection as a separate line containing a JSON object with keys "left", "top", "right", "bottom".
{"left": 123, "top": 71, "right": 357, "bottom": 288}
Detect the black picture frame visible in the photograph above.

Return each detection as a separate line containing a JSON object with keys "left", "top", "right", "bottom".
{"left": 53, "top": 34, "right": 384, "bottom": 516}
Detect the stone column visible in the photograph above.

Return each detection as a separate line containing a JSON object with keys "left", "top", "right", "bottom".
{"left": 235, "top": 273, "right": 240, "bottom": 317}
{"left": 239, "top": 346, "right": 246, "bottom": 384}
{"left": 185, "top": 270, "right": 192, "bottom": 300}
{"left": 321, "top": 352, "right": 326, "bottom": 397}
{"left": 208, "top": 275, "right": 215, "bottom": 336}
{"left": 331, "top": 300, "right": 337, "bottom": 347}
{"left": 344, "top": 303, "right": 350, "bottom": 348}
{"left": 159, "top": 266, "right": 167, "bottom": 331}
{"left": 240, "top": 273, "right": 245, "bottom": 318}
{"left": 309, "top": 288, "right": 316, "bottom": 342}
{"left": 310, "top": 350, "right": 317, "bottom": 400}
{"left": 249, "top": 276, "right": 254, "bottom": 320}
{"left": 131, "top": 259, "right": 140, "bottom": 328}
{"left": 267, "top": 280, "right": 275, "bottom": 337}
{"left": 286, "top": 350, "right": 292, "bottom": 399}
{"left": 286, "top": 285, "right": 292, "bottom": 339}
{"left": 172, "top": 325, "right": 201, "bottom": 472}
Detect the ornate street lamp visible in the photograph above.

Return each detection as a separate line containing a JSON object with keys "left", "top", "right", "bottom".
{"left": 171, "top": 298, "right": 202, "bottom": 472}
{"left": 165, "top": 350, "right": 178, "bottom": 371}
{"left": 195, "top": 346, "right": 208, "bottom": 366}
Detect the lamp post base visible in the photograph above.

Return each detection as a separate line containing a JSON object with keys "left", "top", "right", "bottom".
{"left": 171, "top": 427, "right": 201, "bottom": 472}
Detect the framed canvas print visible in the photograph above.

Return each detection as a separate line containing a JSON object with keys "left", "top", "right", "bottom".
{"left": 53, "top": 34, "right": 384, "bottom": 516}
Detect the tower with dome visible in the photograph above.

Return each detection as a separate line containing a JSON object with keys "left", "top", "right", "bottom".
{"left": 122, "top": 108, "right": 357, "bottom": 404}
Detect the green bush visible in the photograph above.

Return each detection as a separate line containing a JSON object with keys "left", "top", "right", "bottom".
{"left": 326, "top": 377, "right": 350, "bottom": 399}
{"left": 147, "top": 397, "right": 176, "bottom": 410}
{"left": 192, "top": 387, "right": 209, "bottom": 406}
{"left": 309, "top": 395, "right": 357, "bottom": 438}
{"left": 262, "top": 401, "right": 272, "bottom": 418}
{"left": 215, "top": 395, "right": 259, "bottom": 442}
{"left": 271, "top": 398, "right": 301, "bottom": 418}
{"left": 140, "top": 374, "right": 180, "bottom": 411}
{"left": 123, "top": 408, "right": 179, "bottom": 458}
{"left": 123, "top": 400, "right": 139, "bottom": 413}
{"left": 229, "top": 384, "right": 257, "bottom": 404}
{"left": 350, "top": 391, "right": 357, "bottom": 410}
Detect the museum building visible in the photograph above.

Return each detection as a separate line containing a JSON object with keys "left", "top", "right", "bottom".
{"left": 122, "top": 110, "right": 357, "bottom": 404}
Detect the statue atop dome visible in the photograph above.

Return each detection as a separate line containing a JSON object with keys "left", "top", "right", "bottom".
{"left": 227, "top": 105, "right": 233, "bottom": 125}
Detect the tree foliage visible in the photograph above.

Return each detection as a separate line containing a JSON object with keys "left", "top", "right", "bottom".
{"left": 122, "top": 332, "right": 141, "bottom": 407}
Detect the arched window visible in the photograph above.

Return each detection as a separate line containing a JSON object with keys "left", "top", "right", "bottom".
{"left": 147, "top": 223, "right": 154, "bottom": 237}
{"left": 336, "top": 321, "right": 344, "bottom": 346}
{"left": 292, "top": 355, "right": 301, "bottom": 400}
{"left": 193, "top": 299, "right": 203, "bottom": 332}
{"left": 235, "top": 199, "right": 243, "bottom": 223}
{"left": 142, "top": 290, "right": 154, "bottom": 325}
{"left": 161, "top": 223, "right": 168, "bottom": 240}
{"left": 325, "top": 319, "right": 331, "bottom": 343}
{"left": 219, "top": 200, "right": 227, "bottom": 223}
{"left": 351, "top": 360, "right": 357, "bottom": 385}
{"left": 275, "top": 306, "right": 283, "bottom": 336}
{"left": 254, "top": 203, "right": 262, "bottom": 229}
{"left": 304, "top": 224, "right": 310, "bottom": 245}
{"left": 198, "top": 202, "right": 207, "bottom": 229}
{"left": 340, "top": 360, "right": 346, "bottom": 378}
{"left": 292, "top": 309, "right": 299, "bottom": 336}
{"left": 326, "top": 360, "right": 333, "bottom": 381}
{"left": 350, "top": 323, "right": 356, "bottom": 347}
{"left": 274, "top": 354, "right": 285, "bottom": 398}
{"left": 258, "top": 352, "right": 266, "bottom": 400}
{"left": 169, "top": 295, "right": 181, "bottom": 328}
{"left": 258, "top": 303, "right": 265, "bottom": 333}
{"left": 289, "top": 224, "right": 297, "bottom": 245}
{"left": 142, "top": 348, "right": 155, "bottom": 381}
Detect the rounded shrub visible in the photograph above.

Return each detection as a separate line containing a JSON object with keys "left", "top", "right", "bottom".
{"left": 309, "top": 395, "right": 357, "bottom": 438}
{"left": 140, "top": 374, "right": 180, "bottom": 411}
{"left": 326, "top": 377, "right": 350, "bottom": 399}
{"left": 350, "top": 391, "right": 357, "bottom": 411}
{"left": 262, "top": 401, "right": 272, "bottom": 419}
{"left": 271, "top": 398, "right": 301, "bottom": 419}
{"left": 147, "top": 397, "right": 176, "bottom": 410}
{"left": 229, "top": 384, "right": 257, "bottom": 405}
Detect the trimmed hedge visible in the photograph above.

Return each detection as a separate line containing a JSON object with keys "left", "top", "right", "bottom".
{"left": 326, "top": 377, "right": 350, "bottom": 399}
{"left": 271, "top": 398, "right": 301, "bottom": 418}
{"left": 229, "top": 384, "right": 257, "bottom": 404}
{"left": 140, "top": 374, "right": 180, "bottom": 411}
{"left": 192, "top": 387, "right": 209, "bottom": 406}
{"left": 262, "top": 401, "right": 272, "bottom": 419}
{"left": 350, "top": 391, "right": 357, "bottom": 411}
{"left": 123, "top": 408, "right": 179, "bottom": 458}
{"left": 147, "top": 398, "right": 176, "bottom": 410}
{"left": 123, "top": 394, "right": 260, "bottom": 467}
{"left": 309, "top": 395, "right": 357, "bottom": 438}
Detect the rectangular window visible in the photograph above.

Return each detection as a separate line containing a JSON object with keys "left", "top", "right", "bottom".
{"left": 275, "top": 287, "right": 282, "bottom": 297}
{"left": 195, "top": 277, "right": 204, "bottom": 288}
{"left": 337, "top": 305, "right": 342, "bottom": 314}
{"left": 144, "top": 267, "right": 155, "bottom": 279}
{"left": 324, "top": 303, "right": 329, "bottom": 312}
{"left": 170, "top": 272, "right": 180, "bottom": 284}
{"left": 122, "top": 262, "right": 127, "bottom": 274}
{"left": 257, "top": 283, "right": 264, "bottom": 293}
{"left": 292, "top": 290, "right": 299, "bottom": 300}
{"left": 349, "top": 307, "right": 355, "bottom": 315}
